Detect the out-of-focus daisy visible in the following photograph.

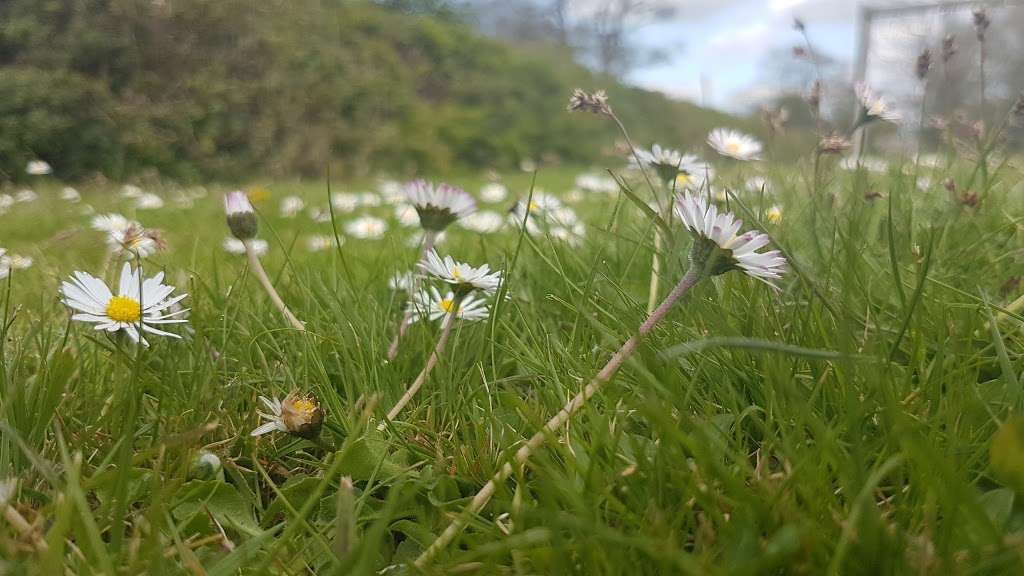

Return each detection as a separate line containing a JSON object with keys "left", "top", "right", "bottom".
{"left": 59, "top": 262, "right": 189, "bottom": 345}
{"left": 405, "top": 231, "right": 445, "bottom": 249}
{"left": 480, "top": 182, "right": 509, "bottom": 203}
{"left": 15, "top": 189, "right": 38, "bottom": 203}
{"left": 745, "top": 176, "right": 770, "bottom": 194}
{"left": 394, "top": 204, "right": 421, "bottom": 227}
{"left": 305, "top": 234, "right": 337, "bottom": 252}
{"left": 358, "top": 192, "right": 382, "bottom": 207}
{"left": 855, "top": 83, "right": 901, "bottom": 126}
{"left": 408, "top": 286, "right": 490, "bottom": 323}
{"left": 404, "top": 180, "right": 476, "bottom": 232}
{"left": 26, "top": 160, "right": 52, "bottom": 175}
{"left": 121, "top": 184, "right": 144, "bottom": 199}
{"left": 378, "top": 179, "right": 406, "bottom": 204}
{"left": 675, "top": 193, "right": 786, "bottom": 287}
{"left": 707, "top": 129, "right": 763, "bottom": 161}
{"left": 551, "top": 222, "right": 586, "bottom": 246}
{"left": 93, "top": 214, "right": 164, "bottom": 259}
{"left": 840, "top": 156, "right": 889, "bottom": 174}
{"left": 308, "top": 206, "right": 332, "bottom": 223}
{"left": 251, "top": 393, "right": 323, "bottom": 438}
{"left": 331, "top": 193, "right": 360, "bottom": 213}
{"left": 61, "top": 187, "right": 81, "bottom": 202}
{"left": 673, "top": 160, "right": 714, "bottom": 192}
{"left": 632, "top": 144, "right": 691, "bottom": 183}
{"left": 345, "top": 216, "right": 388, "bottom": 239}
{"left": 135, "top": 193, "right": 164, "bottom": 210}
{"left": 0, "top": 194, "right": 14, "bottom": 213}
{"left": 223, "top": 237, "right": 268, "bottom": 256}
{"left": 459, "top": 211, "right": 505, "bottom": 234}
{"left": 280, "top": 195, "right": 305, "bottom": 218}
{"left": 92, "top": 213, "right": 131, "bottom": 235}
{"left": 389, "top": 271, "right": 416, "bottom": 292}
{"left": 575, "top": 172, "right": 618, "bottom": 194}
{"left": 420, "top": 249, "right": 501, "bottom": 295}
{"left": 0, "top": 249, "right": 31, "bottom": 279}
{"left": 766, "top": 205, "right": 782, "bottom": 223}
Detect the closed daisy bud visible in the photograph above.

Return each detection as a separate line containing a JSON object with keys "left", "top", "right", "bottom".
{"left": 190, "top": 451, "right": 222, "bottom": 480}
{"left": 224, "top": 191, "right": 258, "bottom": 240}
{"left": 281, "top": 392, "right": 324, "bottom": 439}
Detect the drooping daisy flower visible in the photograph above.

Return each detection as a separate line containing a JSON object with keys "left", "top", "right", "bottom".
{"left": 459, "top": 211, "right": 505, "bottom": 234}
{"left": 251, "top": 393, "right": 323, "bottom": 438}
{"left": 404, "top": 180, "right": 476, "bottom": 232}
{"left": 707, "top": 129, "right": 763, "bottom": 161}
{"left": 135, "top": 193, "right": 164, "bottom": 210}
{"left": 631, "top": 144, "right": 695, "bottom": 183}
{"left": 480, "top": 182, "right": 508, "bottom": 203}
{"left": 280, "top": 195, "right": 305, "bottom": 218}
{"left": 345, "top": 216, "right": 388, "bottom": 239}
{"left": 223, "top": 237, "right": 268, "bottom": 256}
{"left": 408, "top": 287, "right": 490, "bottom": 323}
{"left": 674, "top": 193, "right": 786, "bottom": 287}
{"left": 59, "top": 262, "right": 188, "bottom": 346}
{"left": 420, "top": 249, "right": 502, "bottom": 295}
{"left": 61, "top": 187, "right": 81, "bottom": 202}
{"left": 854, "top": 83, "right": 901, "bottom": 126}
{"left": 25, "top": 160, "right": 52, "bottom": 176}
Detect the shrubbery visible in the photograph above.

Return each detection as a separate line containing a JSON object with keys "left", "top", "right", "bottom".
{"left": 0, "top": 0, "right": 753, "bottom": 182}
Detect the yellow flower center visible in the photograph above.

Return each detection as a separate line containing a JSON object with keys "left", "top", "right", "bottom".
{"left": 439, "top": 298, "right": 455, "bottom": 313}
{"left": 528, "top": 201, "right": 539, "bottom": 212}
{"left": 291, "top": 398, "right": 316, "bottom": 413}
{"left": 105, "top": 296, "right": 142, "bottom": 323}
{"left": 725, "top": 142, "right": 740, "bottom": 154}
{"left": 451, "top": 267, "right": 462, "bottom": 281}
{"left": 675, "top": 173, "right": 691, "bottom": 186}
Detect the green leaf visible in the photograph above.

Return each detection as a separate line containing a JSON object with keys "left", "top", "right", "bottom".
{"left": 173, "top": 480, "right": 260, "bottom": 537}
{"left": 991, "top": 417, "right": 1024, "bottom": 495}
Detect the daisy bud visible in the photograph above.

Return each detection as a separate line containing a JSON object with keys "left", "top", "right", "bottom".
{"left": 224, "top": 191, "right": 258, "bottom": 240}
{"left": 190, "top": 451, "right": 222, "bottom": 480}
{"left": 567, "top": 88, "right": 611, "bottom": 115}
{"left": 915, "top": 49, "right": 931, "bottom": 81}
{"left": 281, "top": 392, "right": 324, "bottom": 439}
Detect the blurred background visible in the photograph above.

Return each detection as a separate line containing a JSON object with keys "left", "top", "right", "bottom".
{"left": 1, "top": 0, "right": 1021, "bottom": 183}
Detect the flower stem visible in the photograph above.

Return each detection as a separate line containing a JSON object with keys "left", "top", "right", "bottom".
{"left": 646, "top": 228, "right": 663, "bottom": 315}
{"left": 244, "top": 240, "right": 305, "bottom": 331}
{"left": 380, "top": 292, "right": 462, "bottom": 429}
{"left": 387, "top": 230, "right": 437, "bottom": 360}
{"left": 414, "top": 266, "right": 704, "bottom": 568}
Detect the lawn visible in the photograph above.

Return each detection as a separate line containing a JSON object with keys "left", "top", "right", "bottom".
{"left": 3, "top": 157, "right": 1024, "bottom": 574}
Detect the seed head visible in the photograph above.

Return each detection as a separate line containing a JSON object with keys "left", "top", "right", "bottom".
{"left": 915, "top": 49, "right": 932, "bottom": 81}
{"left": 805, "top": 80, "right": 822, "bottom": 113}
{"left": 567, "top": 89, "right": 611, "bottom": 115}
{"left": 972, "top": 9, "right": 990, "bottom": 41}
{"left": 941, "top": 34, "right": 956, "bottom": 63}
{"left": 793, "top": 17, "right": 805, "bottom": 32}
{"left": 817, "top": 133, "right": 851, "bottom": 155}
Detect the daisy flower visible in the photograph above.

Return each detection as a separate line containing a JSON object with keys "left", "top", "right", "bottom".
{"left": 766, "top": 205, "right": 782, "bottom": 223}
{"left": 92, "top": 213, "right": 131, "bottom": 235}
{"left": 404, "top": 180, "right": 476, "bottom": 232}
{"left": 15, "top": 189, "right": 38, "bottom": 203}
{"left": 389, "top": 271, "right": 416, "bottom": 292}
{"left": 378, "top": 179, "right": 406, "bottom": 204}
{"left": 480, "top": 182, "right": 508, "bottom": 203}
{"left": 357, "top": 192, "right": 382, "bottom": 207}
{"left": 121, "top": 184, "right": 144, "bottom": 199}
{"left": 224, "top": 191, "right": 258, "bottom": 239}
{"left": 631, "top": 144, "right": 696, "bottom": 183}
{"left": 394, "top": 204, "right": 421, "bottom": 227}
{"left": 305, "top": 235, "right": 337, "bottom": 252}
{"left": 59, "top": 262, "right": 188, "bottom": 346}
{"left": 330, "top": 193, "right": 360, "bottom": 213}
{"left": 345, "top": 216, "right": 388, "bottom": 239}
{"left": 25, "top": 160, "right": 52, "bottom": 176}
{"left": 855, "top": 83, "right": 901, "bottom": 126}
{"left": 574, "top": 172, "right": 618, "bottom": 194}
{"left": 707, "top": 129, "right": 763, "bottom": 161}
{"left": 280, "top": 195, "right": 305, "bottom": 218}
{"left": 0, "top": 194, "right": 14, "bottom": 213}
{"left": 251, "top": 393, "right": 323, "bottom": 438}
{"left": 0, "top": 250, "right": 33, "bottom": 274}
{"left": 408, "top": 287, "right": 490, "bottom": 323}
{"left": 459, "top": 211, "right": 505, "bottom": 234}
{"left": 420, "top": 249, "right": 502, "bottom": 295}
{"left": 61, "top": 187, "right": 81, "bottom": 202}
{"left": 223, "top": 237, "right": 268, "bottom": 256}
{"left": 674, "top": 193, "right": 786, "bottom": 287}
{"left": 135, "top": 193, "right": 164, "bottom": 210}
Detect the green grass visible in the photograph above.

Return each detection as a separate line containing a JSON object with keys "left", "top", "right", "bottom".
{"left": 3, "top": 159, "right": 1024, "bottom": 575}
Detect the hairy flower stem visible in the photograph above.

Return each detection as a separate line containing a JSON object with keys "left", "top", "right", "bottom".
{"left": 414, "top": 266, "right": 704, "bottom": 569}
{"left": 646, "top": 230, "right": 663, "bottom": 315}
{"left": 380, "top": 293, "right": 463, "bottom": 429}
{"left": 387, "top": 231, "right": 437, "bottom": 360}
{"left": 244, "top": 240, "right": 305, "bottom": 331}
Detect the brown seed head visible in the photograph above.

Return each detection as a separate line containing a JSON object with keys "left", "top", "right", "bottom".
{"left": 567, "top": 89, "right": 611, "bottom": 115}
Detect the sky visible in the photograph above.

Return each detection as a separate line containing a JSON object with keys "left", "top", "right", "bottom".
{"left": 625, "top": 0, "right": 896, "bottom": 112}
